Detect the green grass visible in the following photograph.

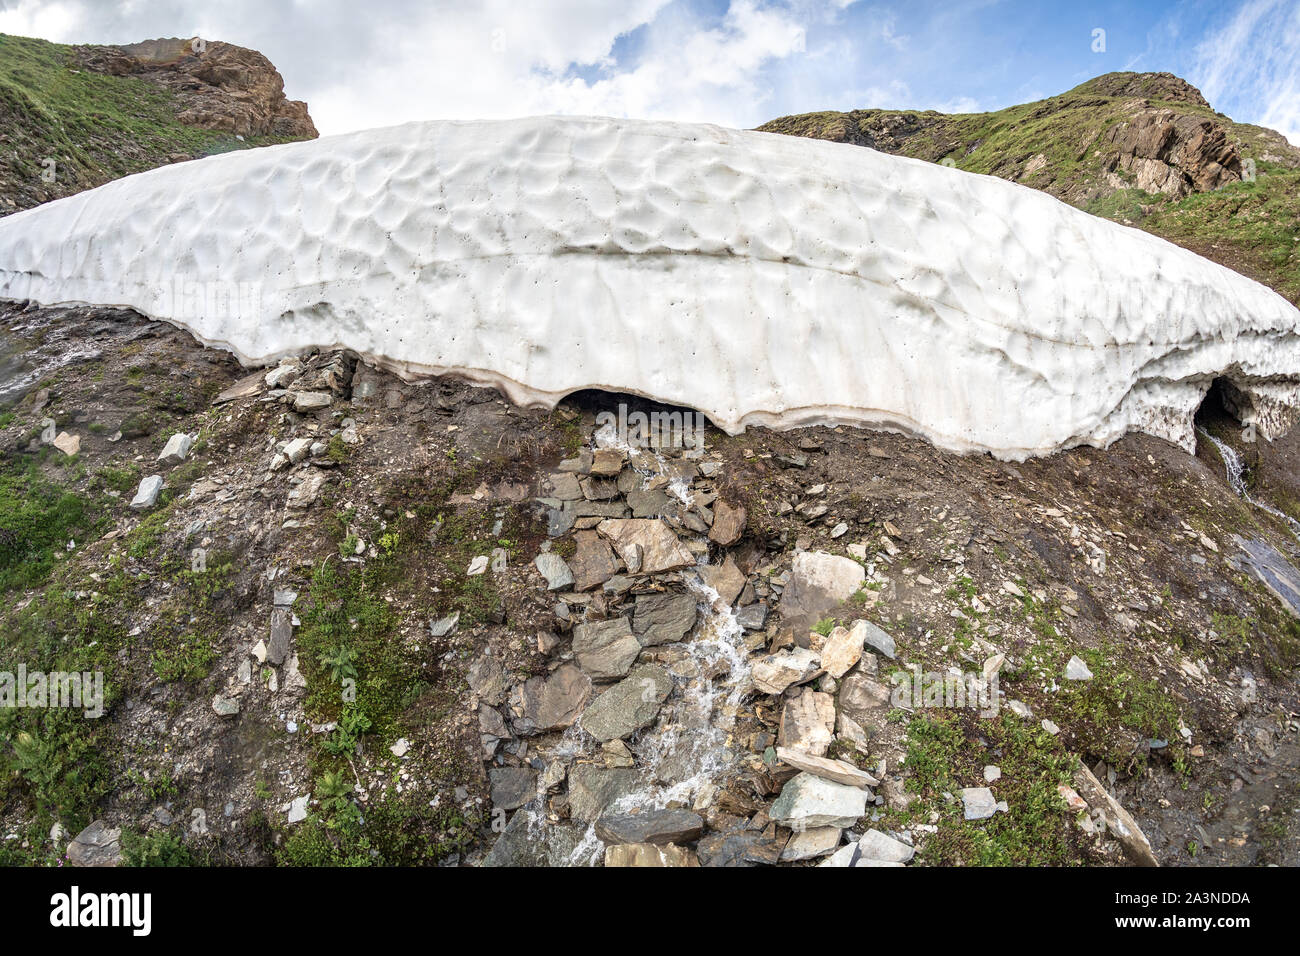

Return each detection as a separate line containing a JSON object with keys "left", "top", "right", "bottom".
{"left": 0, "top": 456, "right": 106, "bottom": 591}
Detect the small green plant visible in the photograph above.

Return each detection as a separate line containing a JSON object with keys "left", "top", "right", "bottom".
{"left": 812, "top": 618, "right": 835, "bottom": 637}
{"left": 318, "top": 645, "right": 359, "bottom": 685}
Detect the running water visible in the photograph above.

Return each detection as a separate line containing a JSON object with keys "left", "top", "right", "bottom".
{"left": 1197, "top": 426, "right": 1300, "bottom": 540}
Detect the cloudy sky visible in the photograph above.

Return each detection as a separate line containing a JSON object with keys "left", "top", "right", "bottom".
{"left": 1, "top": 0, "right": 1296, "bottom": 143}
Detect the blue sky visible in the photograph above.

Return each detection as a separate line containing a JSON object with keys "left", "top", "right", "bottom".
{"left": 1, "top": 0, "right": 1296, "bottom": 141}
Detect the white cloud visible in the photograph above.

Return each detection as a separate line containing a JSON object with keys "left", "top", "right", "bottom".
{"left": 1192, "top": 0, "right": 1300, "bottom": 145}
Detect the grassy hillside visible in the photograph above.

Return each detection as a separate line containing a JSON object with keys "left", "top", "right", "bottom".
{"left": 760, "top": 72, "right": 1300, "bottom": 305}
{"left": 0, "top": 33, "right": 308, "bottom": 214}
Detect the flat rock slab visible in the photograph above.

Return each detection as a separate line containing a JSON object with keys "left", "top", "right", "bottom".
{"left": 570, "top": 530, "right": 620, "bottom": 591}
{"left": 595, "top": 808, "right": 704, "bottom": 846}
{"left": 1233, "top": 534, "right": 1300, "bottom": 618}
{"left": 776, "top": 746, "right": 878, "bottom": 789}
{"left": 838, "top": 672, "right": 892, "bottom": 722}
{"left": 567, "top": 765, "right": 642, "bottom": 823}
{"left": 960, "top": 786, "right": 998, "bottom": 820}
{"left": 580, "top": 664, "right": 673, "bottom": 741}
{"left": 510, "top": 662, "right": 591, "bottom": 734}
{"left": 780, "top": 551, "right": 865, "bottom": 621}
{"left": 770, "top": 772, "right": 868, "bottom": 830}
{"left": 632, "top": 592, "right": 698, "bottom": 646}
{"left": 489, "top": 766, "right": 538, "bottom": 811}
{"left": 778, "top": 687, "right": 835, "bottom": 756}
{"left": 821, "top": 623, "right": 865, "bottom": 678}
{"left": 66, "top": 820, "right": 122, "bottom": 867}
{"left": 856, "top": 828, "right": 915, "bottom": 864}
{"left": 699, "top": 554, "right": 746, "bottom": 605}
{"left": 708, "top": 499, "right": 746, "bottom": 546}
{"left": 597, "top": 518, "right": 694, "bottom": 575}
{"left": 572, "top": 616, "right": 641, "bottom": 679}
{"left": 780, "top": 826, "right": 842, "bottom": 861}
{"left": 604, "top": 843, "right": 699, "bottom": 867}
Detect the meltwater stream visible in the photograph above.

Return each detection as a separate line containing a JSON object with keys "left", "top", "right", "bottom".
{"left": 1198, "top": 427, "right": 1300, "bottom": 540}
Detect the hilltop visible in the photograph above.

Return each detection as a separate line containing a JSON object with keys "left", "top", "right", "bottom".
{"left": 760, "top": 72, "right": 1300, "bottom": 304}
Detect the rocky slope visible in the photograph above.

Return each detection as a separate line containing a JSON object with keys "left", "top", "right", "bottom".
{"left": 0, "top": 64, "right": 1298, "bottom": 869}
{"left": 760, "top": 72, "right": 1300, "bottom": 305}
{"left": 0, "top": 33, "right": 317, "bottom": 215}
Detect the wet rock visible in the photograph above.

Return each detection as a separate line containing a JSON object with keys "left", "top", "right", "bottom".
{"left": 566, "top": 765, "right": 641, "bottom": 823}
{"left": 157, "top": 431, "right": 193, "bottom": 463}
{"left": 572, "top": 616, "right": 642, "bottom": 679}
{"left": 778, "top": 687, "right": 835, "bottom": 756}
{"left": 770, "top": 772, "right": 868, "bottom": 830}
{"left": 627, "top": 488, "right": 671, "bottom": 518}
{"left": 696, "top": 829, "right": 787, "bottom": 867}
{"left": 595, "top": 808, "right": 704, "bottom": 845}
{"left": 511, "top": 662, "right": 591, "bottom": 734}
{"left": 130, "top": 474, "right": 164, "bottom": 509}
{"left": 709, "top": 499, "right": 747, "bottom": 546}
{"left": 735, "top": 602, "right": 768, "bottom": 630}
{"left": 752, "top": 647, "right": 821, "bottom": 694}
{"left": 482, "top": 808, "right": 592, "bottom": 866}
{"left": 590, "top": 447, "right": 627, "bottom": 476}
{"left": 569, "top": 530, "right": 620, "bottom": 591}
{"left": 605, "top": 843, "right": 699, "bottom": 867}
{"left": 533, "top": 552, "right": 575, "bottom": 590}
{"left": 579, "top": 664, "right": 673, "bottom": 741}
{"left": 700, "top": 554, "right": 746, "bottom": 605}
{"left": 780, "top": 551, "right": 866, "bottom": 620}
{"left": 597, "top": 518, "right": 694, "bottom": 575}
{"left": 775, "top": 746, "right": 878, "bottom": 788}
{"left": 66, "top": 820, "right": 122, "bottom": 867}
{"left": 632, "top": 592, "right": 698, "bottom": 646}
{"left": 489, "top": 766, "right": 538, "bottom": 811}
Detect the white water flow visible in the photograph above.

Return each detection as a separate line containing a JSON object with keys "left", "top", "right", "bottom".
{"left": 1197, "top": 427, "right": 1300, "bottom": 540}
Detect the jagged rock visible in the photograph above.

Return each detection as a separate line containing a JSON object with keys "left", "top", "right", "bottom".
{"left": 158, "top": 431, "right": 193, "bottom": 463}
{"left": 430, "top": 612, "right": 461, "bottom": 640}
{"left": 780, "top": 551, "right": 866, "bottom": 620}
{"left": 579, "top": 664, "right": 673, "bottom": 741}
{"left": 1104, "top": 108, "right": 1240, "bottom": 197}
{"left": 751, "top": 647, "right": 821, "bottom": 694}
{"left": 778, "top": 687, "right": 835, "bottom": 756}
{"left": 595, "top": 808, "right": 704, "bottom": 845}
{"left": 632, "top": 592, "right": 698, "bottom": 646}
{"left": 572, "top": 616, "right": 642, "bottom": 679}
{"left": 709, "top": 499, "right": 747, "bottom": 546}
{"left": 960, "top": 786, "right": 999, "bottom": 820}
{"left": 775, "top": 746, "right": 878, "bottom": 788}
{"left": 489, "top": 767, "right": 537, "bottom": 811}
{"left": 569, "top": 530, "right": 620, "bottom": 591}
{"left": 597, "top": 518, "right": 694, "bottom": 575}
{"left": 211, "top": 694, "right": 240, "bottom": 717}
{"left": 566, "top": 765, "right": 641, "bottom": 823}
{"left": 770, "top": 772, "right": 868, "bottom": 830}
{"left": 780, "top": 826, "right": 842, "bottom": 861}
{"left": 605, "top": 843, "right": 699, "bottom": 867}
{"left": 696, "top": 829, "right": 787, "bottom": 867}
{"left": 590, "top": 447, "right": 626, "bottom": 476}
{"left": 821, "top": 623, "right": 865, "bottom": 678}
{"left": 859, "top": 620, "right": 896, "bottom": 659}
{"left": 52, "top": 431, "right": 80, "bottom": 456}
{"left": 267, "top": 608, "right": 293, "bottom": 666}
{"left": 533, "top": 552, "right": 575, "bottom": 590}
{"left": 838, "top": 672, "right": 892, "bottom": 722}
{"left": 282, "top": 436, "right": 311, "bottom": 464}
{"left": 1072, "top": 763, "right": 1159, "bottom": 866}
{"left": 699, "top": 554, "right": 745, "bottom": 605}
{"left": 1064, "top": 655, "right": 1094, "bottom": 680}
{"left": 482, "top": 808, "right": 592, "bottom": 866}
{"left": 130, "top": 474, "right": 164, "bottom": 509}
{"left": 66, "top": 820, "right": 122, "bottom": 867}
{"left": 602, "top": 739, "right": 636, "bottom": 768}
{"left": 264, "top": 363, "right": 301, "bottom": 389}
{"left": 285, "top": 471, "right": 327, "bottom": 508}
{"left": 736, "top": 601, "right": 768, "bottom": 630}
{"left": 856, "top": 829, "right": 915, "bottom": 864}
{"left": 466, "top": 651, "right": 506, "bottom": 705}
{"left": 510, "top": 662, "right": 591, "bottom": 733}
